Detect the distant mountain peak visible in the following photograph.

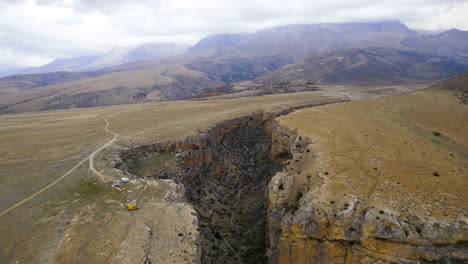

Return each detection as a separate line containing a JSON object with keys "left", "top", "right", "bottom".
{"left": 10, "top": 43, "right": 191, "bottom": 75}
{"left": 401, "top": 28, "right": 468, "bottom": 57}
{"left": 188, "top": 33, "right": 250, "bottom": 53}
{"left": 444, "top": 28, "right": 462, "bottom": 33}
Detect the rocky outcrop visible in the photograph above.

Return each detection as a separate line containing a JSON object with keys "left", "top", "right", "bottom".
{"left": 267, "top": 120, "right": 467, "bottom": 264}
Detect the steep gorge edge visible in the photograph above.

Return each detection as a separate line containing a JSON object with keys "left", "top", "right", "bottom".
{"left": 116, "top": 107, "right": 466, "bottom": 263}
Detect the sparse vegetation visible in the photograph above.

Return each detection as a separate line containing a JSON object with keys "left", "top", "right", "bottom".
{"left": 1, "top": 70, "right": 467, "bottom": 263}
{"left": 454, "top": 240, "right": 468, "bottom": 249}
{"left": 125, "top": 153, "right": 174, "bottom": 177}
{"left": 296, "top": 191, "right": 303, "bottom": 201}
{"left": 79, "top": 179, "right": 106, "bottom": 198}
{"left": 0, "top": 92, "right": 346, "bottom": 263}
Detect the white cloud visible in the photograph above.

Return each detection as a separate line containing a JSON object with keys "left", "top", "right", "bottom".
{"left": 0, "top": 0, "right": 467, "bottom": 70}
{"left": 0, "top": 48, "right": 52, "bottom": 69}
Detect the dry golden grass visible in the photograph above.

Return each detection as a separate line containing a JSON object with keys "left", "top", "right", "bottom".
{"left": 278, "top": 87, "right": 467, "bottom": 221}
{"left": 0, "top": 112, "right": 111, "bottom": 211}
{"left": 0, "top": 84, "right": 434, "bottom": 262}
{"left": 0, "top": 90, "right": 348, "bottom": 263}
{"left": 0, "top": 91, "right": 350, "bottom": 213}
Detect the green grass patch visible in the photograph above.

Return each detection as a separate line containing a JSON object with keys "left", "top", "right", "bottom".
{"left": 78, "top": 179, "right": 106, "bottom": 199}
{"left": 454, "top": 240, "right": 468, "bottom": 249}
{"left": 296, "top": 191, "right": 303, "bottom": 201}
{"left": 125, "top": 153, "right": 174, "bottom": 177}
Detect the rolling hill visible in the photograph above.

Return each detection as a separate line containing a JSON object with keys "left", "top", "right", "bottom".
{"left": 0, "top": 65, "right": 225, "bottom": 113}
{"left": 401, "top": 29, "right": 468, "bottom": 57}
{"left": 0, "top": 71, "right": 99, "bottom": 95}
{"left": 235, "top": 47, "right": 468, "bottom": 91}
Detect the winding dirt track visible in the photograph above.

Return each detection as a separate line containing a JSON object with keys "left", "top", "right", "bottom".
{"left": 0, "top": 119, "right": 118, "bottom": 218}
{"left": 89, "top": 120, "right": 119, "bottom": 180}
{"left": 0, "top": 111, "right": 242, "bottom": 218}
{"left": 0, "top": 99, "right": 348, "bottom": 218}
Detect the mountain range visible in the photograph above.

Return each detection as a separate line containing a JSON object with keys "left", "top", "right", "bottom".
{"left": 8, "top": 43, "right": 191, "bottom": 76}
{"left": 238, "top": 47, "right": 468, "bottom": 88}
{"left": 0, "top": 21, "right": 467, "bottom": 113}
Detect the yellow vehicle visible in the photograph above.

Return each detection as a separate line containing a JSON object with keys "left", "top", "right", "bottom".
{"left": 127, "top": 205, "right": 139, "bottom": 210}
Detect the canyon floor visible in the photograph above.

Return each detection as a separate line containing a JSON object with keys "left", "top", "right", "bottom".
{"left": 0, "top": 82, "right": 466, "bottom": 263}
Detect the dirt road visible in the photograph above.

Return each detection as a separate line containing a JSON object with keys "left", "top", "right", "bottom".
{"left": 0, "top": 119, "right": 118, "bottom": 218}
{"left": 88, "top": 119, "right": 119, "bottom": 181}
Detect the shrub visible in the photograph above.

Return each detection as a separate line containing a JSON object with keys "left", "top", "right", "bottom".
{"left": 416, "top": 227, "right": 422, "bottom": 234}
{"left": 296, "top": 191, "right": 303, "bottom": 201}
{"left": 362, "top": 208, "right": 368, "bottom": 216}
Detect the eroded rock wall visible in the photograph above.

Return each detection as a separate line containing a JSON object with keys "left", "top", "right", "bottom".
{"left": 172, "top": 113, "right": 282, "bottom": 263}
{"left": 267, "top": 121, "right": 467, "bottom": 264}
{"left": 117, "top": 112, "right": 291, "bottom": 264}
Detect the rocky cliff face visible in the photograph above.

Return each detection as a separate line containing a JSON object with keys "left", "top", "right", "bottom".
{"left": 117, "top": 100, "right": 467, "bottom": 263}
{"left": 267, "top": 121, "right": 466, "bottom": 263}
{"left": 117, "top": 112, "right": 290, "bottom": 263}
{"left": 174, "top": 114, "right": 279, "bottom": 263}
{"left": 265, "top": 79, "right": 468, "bottom": 263}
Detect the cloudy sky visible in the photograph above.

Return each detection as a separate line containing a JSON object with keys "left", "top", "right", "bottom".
{"left": 1, "top": 0, "right": 467, "bottom": 70}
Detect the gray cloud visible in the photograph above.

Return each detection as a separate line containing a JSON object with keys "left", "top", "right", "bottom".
{"left": 1, "top": 0, "right": 467, "bottom": 70}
